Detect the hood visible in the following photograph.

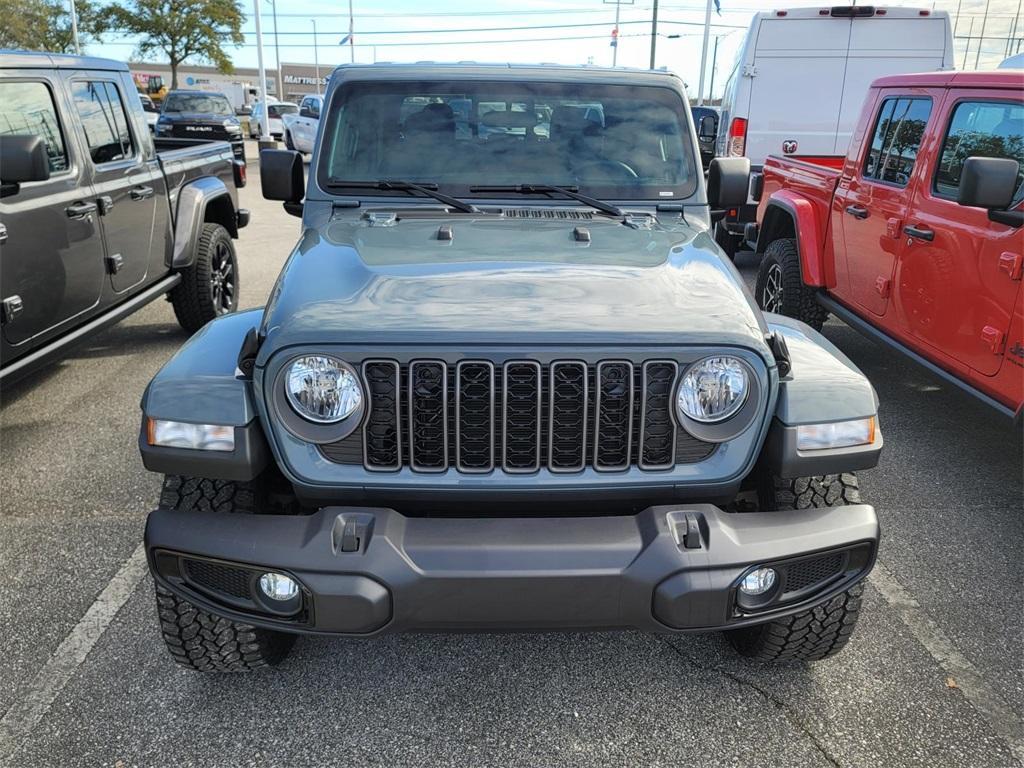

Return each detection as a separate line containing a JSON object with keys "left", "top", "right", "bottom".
{"left": 259, "top": 212, "right": 770, "bottom": 356}
{"left": 159, "top": 112, "right": 236, "bottom": 124}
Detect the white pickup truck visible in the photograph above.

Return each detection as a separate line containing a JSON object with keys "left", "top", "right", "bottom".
{"left": 282, "top": 94, "right": 322, "bottom": 154}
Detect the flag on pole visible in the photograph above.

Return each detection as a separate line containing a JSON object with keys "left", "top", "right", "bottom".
{"left": 714, "top": 0, "right": 721, "bottom": 14}
{"left": 610, "top": 27, "right": 618, "bottom": 47}
{"left": 339, "top": 34, "right": 352, "bottom": 45}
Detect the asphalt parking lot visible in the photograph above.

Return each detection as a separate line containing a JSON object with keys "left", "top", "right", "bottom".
{"left": 1, "top": 155, "right": 1022, "bottom": 768}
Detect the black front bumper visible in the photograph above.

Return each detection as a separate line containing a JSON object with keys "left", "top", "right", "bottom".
{"left": 147, "top": 503, "right": 878, "bottom": 636}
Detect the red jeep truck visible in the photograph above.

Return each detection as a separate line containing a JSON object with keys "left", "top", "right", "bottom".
{"left": 751, "top": 71, "right": 1024, "bottom": 419}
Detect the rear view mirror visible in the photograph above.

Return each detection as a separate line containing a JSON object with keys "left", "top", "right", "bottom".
{"left": 260, "top": 149, "right": 305, "bottom": 217}
{"left": 958, "top": 156, "right": 1023, "bottom": 228}
{"left": 0, "top": 135, "right": 51, "bottom": 192}
{"left": 698, "top": 115, "right": 717, "bottom": 139}
{"left": 707, "top": 157, "right": 751, "bottom": 215}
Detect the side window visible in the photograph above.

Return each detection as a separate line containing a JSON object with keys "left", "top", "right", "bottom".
{"left": 71, "top": 80, "right": 136, "bottom": 164}
{"left": 310, "top": 98, "right": 320, "bottom": 119}
{"left": 0, "top": 81, "right": 69, "bottom": 173}
{"left": 934, "top": 100, "right": 1024, "bottom": 203}
{"left": 863, "top": 97, "right": 932, "bottom": 187}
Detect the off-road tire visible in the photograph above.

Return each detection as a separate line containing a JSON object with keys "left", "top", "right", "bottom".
{"left": 755, "top": 237, "right": 829, "bottom": 331}
{"left": 724, "top": 472, "right": 865, "bottom": 662}
{"left": 170, "top": 223, "right": 238, "bottom": 334}
{"left": 155, "top": 585, "right": 295, "bottom": 672}
{"left": 153, "top": 475, "right": 295, "bottom": 671}
{"left": 714, "top": 221, "right": 739, "bottom": 259}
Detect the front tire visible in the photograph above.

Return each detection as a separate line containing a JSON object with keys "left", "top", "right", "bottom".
{"left": 169, "top": 223, "right": 238, "bottom": 334}
{"left": 755, "top": 238, "right": 829, "bottom": 330}
{"left": 724, "top": 473, "right": 865, "bottom": 662}
{"left": 153, "top": 475, "right": 296, "bottom": 672}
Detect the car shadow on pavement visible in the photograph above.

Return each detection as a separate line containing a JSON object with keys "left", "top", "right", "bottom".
{"left": 64, "top": 322, "right": 189, "bottom": 362}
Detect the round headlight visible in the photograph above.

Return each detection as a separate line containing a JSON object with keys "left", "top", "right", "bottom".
{"left": 284, "top": 356, "right": 362, "bottom": 423}
{"left": 677, "top": 356, "right": 749, "bottom": 423}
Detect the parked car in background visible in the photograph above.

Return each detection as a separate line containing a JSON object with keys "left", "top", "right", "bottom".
{"left": 714, "top": 5, "right": 954, "bottom": 257}
{"left": 753, "top": 70, "right": 1023, "bottom": 419}
{"left": 250, "top": 100, "right": 298, "bottom": 141}
{"left": 691, "top": 105, "right": 719, "bottom": 170}
{"left": 0, "top": 53, "right": 248, "bottom": 382}
{"left": 139, "top": 63, "right": 883, "bottom": 673}
{"left": 138, "top": 92, "right": 160, "bottom": 132}
{"left": 155, "top": 90, "right": 245, "bottom": 160}
{"left": 282, "top": 93, "right": 322, "bottom": 153}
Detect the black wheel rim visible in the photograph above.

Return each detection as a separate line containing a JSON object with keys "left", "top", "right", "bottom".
{"left": 210, "top": 242, "right": 235, "bottom": 315}
{"left": 762, "top": 263, "right": 784, "bottom": 313}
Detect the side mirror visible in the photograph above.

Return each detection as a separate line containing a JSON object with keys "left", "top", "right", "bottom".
{"left": 698, "top": 115, "right": 717, "bottom": 139}
{"left": 958, "top": 156, "right": 1022, "bottom": 227}
{"left": 0, "top": 135, "right": 51, "bottom": 189}
{"left": 707, "top": 157, "right": 750, "bottom": 215}
{"left": 260, "top": 148, "right": 305, "bottom": 217}
{"left": 299, "top": 106, "right": 314, "bottom": 118}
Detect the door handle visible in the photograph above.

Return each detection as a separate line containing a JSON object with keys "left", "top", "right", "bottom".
{"left": 903, "top": 224, "right": 934, "bottom": 242}
{"left": 845, "top": 205, "right": 869, "bottom": 220}
{"left": 131, "top": 186, "right": 154, "bottom": 201}
{"left": 65, "top": 201, "right": 97, "bottom": 220}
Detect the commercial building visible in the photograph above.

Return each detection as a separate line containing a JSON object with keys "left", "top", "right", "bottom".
{"left": 128, "top": 61, "right": 330, "bottom": 109}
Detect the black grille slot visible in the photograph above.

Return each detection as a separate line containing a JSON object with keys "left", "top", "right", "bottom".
{"left": 183, "top": 559, "right": 251, "bottom": 600}
{"left": 502, "top": 208, "right": 595, "bottom": 220}
{"left": 456, "top": 361, "right": 494, "bottom": 472}
{"left": 784, "top": 553, "right": 845, "bottom": 593}
{"left": 502, "top": 362, "right": 542, "bottom": 472}
{"left": 363, "top": 360, "right": 401, "bottom": 470}
{"left": 549, "top": 362, "right": 588, "bottom": 472}
{"left": 594, "top": 361, "right": 633, "bottom": 470}
{"left": 409, "top": 361, "right": 447, "bottom": 471}
{"left": 640, "top": 361, "right": 678, "bottom": 470}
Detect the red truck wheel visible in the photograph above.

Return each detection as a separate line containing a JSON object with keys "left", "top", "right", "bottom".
{"left": 755, "top": 238, "right": 829, "bottom": 331}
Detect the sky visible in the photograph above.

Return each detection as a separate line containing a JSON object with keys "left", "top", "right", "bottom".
{"left": 92, "top": 0, "right": 1024, "bottom": 100}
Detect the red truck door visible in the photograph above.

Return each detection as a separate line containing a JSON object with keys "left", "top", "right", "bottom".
{"left": 897, "top": 94, "right": 1024, "bottom": 376}
{"left": 833, "top": 93, "right": 936, "bottom": 318}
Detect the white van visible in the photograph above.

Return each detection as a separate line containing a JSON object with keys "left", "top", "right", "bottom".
{"left": 714, "top": 5, "right": 953, "bottom": 255}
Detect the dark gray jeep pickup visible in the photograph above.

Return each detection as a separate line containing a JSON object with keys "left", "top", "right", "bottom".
{"left": 0, "top": 53, "right": 247, "bottom": 382}
{"left": 140, "top": 64, "right": 883, "bottom": 672}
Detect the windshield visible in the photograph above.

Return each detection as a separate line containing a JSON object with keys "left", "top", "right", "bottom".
{"left": 163, "top": 93, "right": 233, "bottom": 116}
{"left": 318, "top": 79, "right": 698, "bottom": 200}
{"left": 268, "top": 103, "right": 298, "bottom": 118}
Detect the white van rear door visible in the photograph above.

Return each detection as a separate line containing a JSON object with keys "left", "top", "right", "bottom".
{"left": 746, "top": 18, "right": 851, "bottom": 165}
{"left": 835, "top": 17, "right": 952, "bottom": 153}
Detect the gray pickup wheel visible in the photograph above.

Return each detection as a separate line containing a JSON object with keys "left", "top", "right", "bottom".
{"left": 724, "top": 472, "right": 865, "bottom": 662}
{"left": 755, "top": 238, "right": 829, "bottom": 330}
{"left": 170, "top": 223, "right": 238, "bottom": 334}
{"left": 153, "top": 475, "right": 295, "bottom": 672}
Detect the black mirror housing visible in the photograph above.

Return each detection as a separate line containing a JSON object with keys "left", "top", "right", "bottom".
{"left": 260, "top": 149, "right": 305, "bottom": 203}
{"left": 957, "top": 156, "right": 1019, "bottom": 210}
{"left": 0, "top": 135, "right": 51, "bottom": 185}
{"left": 707, "top": 157, "right": 751, "bottom": 210}
{"left": 699, "top": 115, "right": 717, "bottom": 138}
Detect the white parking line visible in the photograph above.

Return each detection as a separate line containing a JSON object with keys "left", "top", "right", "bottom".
{"left": 0, "top": 543, "right": 148, "bottom": 764}
{"left": 869, "top": 562, "right": 1024, "bottom": 765}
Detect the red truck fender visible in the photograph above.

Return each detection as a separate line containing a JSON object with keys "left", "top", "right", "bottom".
{"left": 757, "top": 190, "right": 828, "bottom": 288}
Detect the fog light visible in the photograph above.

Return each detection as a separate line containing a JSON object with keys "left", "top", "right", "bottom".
{"left": 739, "top": 567, "right": 777, "bottom": 596}
{"left": 259, "top": 572, "right": 299, "bottom": 601}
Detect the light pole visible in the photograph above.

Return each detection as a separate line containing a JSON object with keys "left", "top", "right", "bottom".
{"left": 348, "top": 0, "right": 355, "bottom": 64}
{"left": 253, "top": 0, "right": 272, "bottom": 144}
{"left": 649, "top": 0, "right": 659, "bottom": 69}
{"left": 697, "top": 0, "right": 714, "bottom": 105}
{"left": 69, "top": 0, "right": 81, "bottom": 54}
{"left": 266, "top": 0, "right": 282, "bottom": 100}
{"left": 312, "top": 19, "right": 321, "bottom": 95}
{"left": 613, "top": 0, "right": 621, "bottom": 66}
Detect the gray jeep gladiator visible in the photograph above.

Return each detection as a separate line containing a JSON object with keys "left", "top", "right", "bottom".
{"left": 140, "top": 64, "right": 883, "bottom": 672}
{"left": 0, "top": 53, "right": 247, "bottom": 382}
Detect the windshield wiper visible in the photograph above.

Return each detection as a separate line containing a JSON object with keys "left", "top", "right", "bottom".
{"left": 468, "top": 184, "right": 623, "bottom": 219}
{"left": 325, "top": 179, "right": 479, "bottom": 214}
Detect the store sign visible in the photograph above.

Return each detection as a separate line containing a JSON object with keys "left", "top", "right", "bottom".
{"left": 283, "top": 74, "right": 328, "bottom": 86}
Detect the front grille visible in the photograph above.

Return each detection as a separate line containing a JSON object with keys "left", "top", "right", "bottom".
{"left": 784, "top": 553, "right": 845, "bottom": 593}
{"left": 321, "top": 358, "right": 717, "bottom": 473}
{"left": 183, "top": 559, "right": 252, "bottom": 600}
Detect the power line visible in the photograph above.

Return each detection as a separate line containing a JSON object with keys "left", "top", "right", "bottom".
{"left": 233, "top": 19, "right": 745, "bottom": 36}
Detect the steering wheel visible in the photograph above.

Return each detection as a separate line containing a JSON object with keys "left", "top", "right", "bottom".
{"left": 572, "top": 160, "right": 639, "bottom": 182}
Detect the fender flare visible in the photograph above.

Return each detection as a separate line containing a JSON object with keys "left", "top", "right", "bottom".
{"left": 171, "top": 176, "right": 238, "bottom": 270}
{"left": 756, "top": 191, "right": 828, "bottom": 288}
